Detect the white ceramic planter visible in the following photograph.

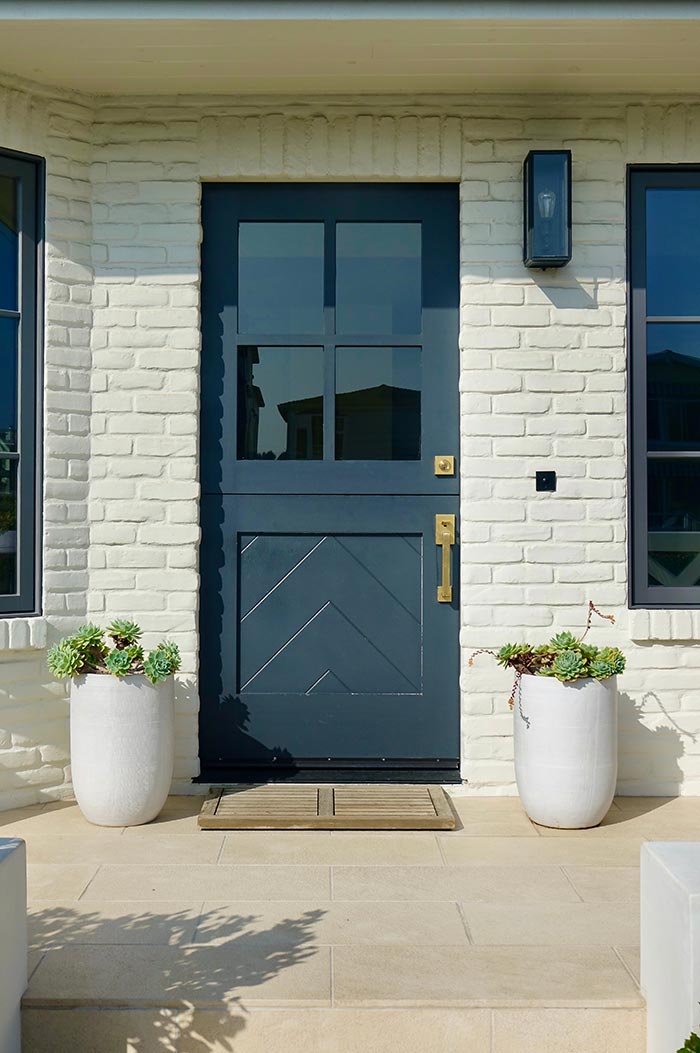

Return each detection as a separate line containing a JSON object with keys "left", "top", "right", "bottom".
{"left": 70, "top": 673, "right": 174, "bottom": 827}
{"left": 513, "top": 673, "right": 618, "bottom": 829}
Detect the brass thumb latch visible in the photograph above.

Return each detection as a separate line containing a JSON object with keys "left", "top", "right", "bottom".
{"left": 435, "top": 514, "right": 456, "bottom": 603}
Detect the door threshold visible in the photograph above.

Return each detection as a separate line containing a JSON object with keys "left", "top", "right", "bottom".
{"left": 196, "top": 768, "right": 463, "bottom": 785}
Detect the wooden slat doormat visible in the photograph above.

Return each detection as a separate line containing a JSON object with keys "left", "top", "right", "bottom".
{"left": 198, "top": 784, "right": 456, "bottom": 830}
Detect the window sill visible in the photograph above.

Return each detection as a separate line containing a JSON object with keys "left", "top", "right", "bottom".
{"left": 0, "top": 617, "right": 47, "bottom": 651}
{"left": 629, "top": 609, "right": 700, "bottom": 642}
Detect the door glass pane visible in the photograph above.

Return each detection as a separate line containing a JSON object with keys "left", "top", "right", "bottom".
{"left": 0, "top": 458, "right": 17, "bottom": 595}
{"left": 336, "top": 223, "right": 421, "bottom": 334}
{"left": 647, "top": 188, "right": 700, "bottom": 316}
{"left": 0, "top": 176, "right": 18, "bottom": 312}
{"left": 335, "top": 346, "right": 421, "bottom": 460}
{"left": 648, "top": 458, "right": 700, "bottom": 588}
{"left": 647, "top": 323, "right": 700, "bottom": 449}
{"left": 238, "top": 346, "right": 323, "bottom": 460}
{"left": 0, "top": 317, "right": 17, "bottom": 452}
{"left": 238, "top": 223, "right": 324, "bottom": 334}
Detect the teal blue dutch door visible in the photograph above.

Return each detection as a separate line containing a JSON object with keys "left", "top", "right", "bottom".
{"left": 199, "top": 183, "right": 460, "bottom": 779}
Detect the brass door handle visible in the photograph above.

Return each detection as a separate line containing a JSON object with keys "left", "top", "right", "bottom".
{"left": 435, "top": 514, "right": 456, "bottom": 603}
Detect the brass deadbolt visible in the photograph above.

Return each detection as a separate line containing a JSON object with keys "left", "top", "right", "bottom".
{"left": 434, "top": 455, "right": 455, "bottom": 476}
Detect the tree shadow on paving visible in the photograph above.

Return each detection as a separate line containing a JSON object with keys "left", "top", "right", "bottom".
{"left": 25, "top": 904, "right": 327, "bottom": 1051}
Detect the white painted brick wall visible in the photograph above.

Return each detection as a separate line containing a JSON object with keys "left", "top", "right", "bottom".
{"left": 4, "top": 77, "right": 700, "bottom": 804}
{"left": 0, "top": 74, "right": 92, "bottom": 808}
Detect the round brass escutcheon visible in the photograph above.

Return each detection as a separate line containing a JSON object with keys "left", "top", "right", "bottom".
{"left": 434, "top": 454, "right": 455, "bottom": 476}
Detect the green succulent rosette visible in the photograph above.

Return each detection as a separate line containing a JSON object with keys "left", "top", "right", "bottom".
{"left": 496, "top": 643, "right": 531, "bottom": 668}
{"left": 597, "top": 647, "right": 626, "bottom": 675}
{"left": 551, "top": 649, "right": 588, "bottom": 682}
{"left": 549, "top": 631, "right": 580, "bottom": 652}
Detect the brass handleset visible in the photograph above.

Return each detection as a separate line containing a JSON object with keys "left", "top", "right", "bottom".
{"left": 434, "top": 455, "right": 456, "bottom": 602}
{"left": 435, "top": 514, "right": 456, "bottom": 603}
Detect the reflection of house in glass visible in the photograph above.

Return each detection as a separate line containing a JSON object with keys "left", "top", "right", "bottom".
{"left": 647, "top": 348, "right": 700, "bottom": 587}
{"left": 648, "top": 348, "right": 700, "bottom": 445}
{"left": 237, "top": 346, "right": 267, "bottom": 458}
{"left": 238, "top": 344, "right": 324, "bottom": 460}
{"left": 279, "top": 384, "right": 420, "bottom": 461}
{"left": 276, "top": 394, "right": 323, "bottom": 459}
{"left": 0, "top": 427, "right": 16, "bottom": 454}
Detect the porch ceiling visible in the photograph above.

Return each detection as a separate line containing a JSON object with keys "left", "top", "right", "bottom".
{"left": 0, "top": 12, "right": 700, "bottom": 95}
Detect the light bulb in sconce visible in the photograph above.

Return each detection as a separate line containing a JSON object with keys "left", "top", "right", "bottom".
{"left": 537, "top": 190, "right": 556, "bottom": 220}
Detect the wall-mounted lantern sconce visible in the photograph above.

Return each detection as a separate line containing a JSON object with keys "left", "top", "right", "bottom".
{"left": 523, "top": 149, "right": 572, "bottom": 268}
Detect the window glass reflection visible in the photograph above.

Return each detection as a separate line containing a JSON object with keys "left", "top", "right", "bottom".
{"left": 238, "top": 346, "right": 323, "bottom": 460}
{"left": 647, "top": 323, "right": 700, "bottom": 449}
{"left": 335, "top": 346, "right": 421, "bottom": 460}
{"left": 647, "top": 189, "right": 700, "bottom": 316}
{"left": 648, "top": 458, "right": 700, "bottom": 588}
{"left": 0, "top": 176, "right": 18, "bottom": 313}
{"left": 0, "top": 317, "right": 17, "bottom": 453}
{"left": 238, "top": 223, "right": 324, "bottom": 334}
{"left": 0, "top": 458, "right": 16, "bottom": 595}
{"left": 336, "top": 223, "right": 421, "bottom": 334}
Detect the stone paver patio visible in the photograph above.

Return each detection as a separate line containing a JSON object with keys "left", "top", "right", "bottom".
{"left": 4, "top": 793, "right": 698, "bottom": 1051}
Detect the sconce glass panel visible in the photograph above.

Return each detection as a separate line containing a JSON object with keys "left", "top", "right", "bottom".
{"left": 523, "top": 150, "right": 572, "bottom": 268}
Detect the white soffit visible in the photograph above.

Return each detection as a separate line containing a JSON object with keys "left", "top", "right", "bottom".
{"left": 0, "top": 5, "right": 699, "bottom": 94}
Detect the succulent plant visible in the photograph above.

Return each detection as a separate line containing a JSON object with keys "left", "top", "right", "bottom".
{"left": 496, "top": 643, "right": 531, "bottom": 668}
{"left": 469, "top": 602, "right": 625, "bottom": 706}
{"left": 104, "top": 644, "right": 144, "bottom": 678}
{"left": 551, "top": 649, "right": 589, "bottom": 682}
{"left": 105, "top": 648, "right": 135, "bottom": 678}
{"left": 550, "top": 631, "right": 580, "bottom": 652}
{"left": 72, "top": 623, "right": 106, "bottom": 650}
{"left": 597, "top": 647, "right": 626, "bottom": 675}
{"left": 678, "top": 1034, "right": 700, "bottom": 1053}
{"left": 107, "top": 619, "right": 143, "bottom": 648}
{"left": 47, "top": 640, "right": 85, "bottom": 679}
{"left": 143, "top": 647, "right": 176, "bottom": 684}
{"left": 533, "top": 644, "right": 555, "bottom": 656}
{"left": 152, "top": 641, "right": 181, "bottom": 673}
{"left": 47, "top": 622, "right": 180, "bottom": 684}
{"left": 578, "top": 642, "right": 599, "bottom": 662}
{"left": 589, "top": 658, "right": 615, "bottom": 680}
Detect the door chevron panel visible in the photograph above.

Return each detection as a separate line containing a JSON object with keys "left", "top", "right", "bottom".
{"left": 305, "top": 669, "right": 352, "bottom": 694}
{"left": 238, "top": 534, "right": 422, "bottom": 695}
{"left": 239, "top": 600, "right": 331, "bottom": 692}
{"left": 239, "top": 534, "right": 327, "bottom": 619}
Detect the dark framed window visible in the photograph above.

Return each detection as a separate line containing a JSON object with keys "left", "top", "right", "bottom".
{"left": 629, "top": 167, "right": 700, "bottom": 607}
{"left": 0, "top": 149, "right": 42, "bottom": 615}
